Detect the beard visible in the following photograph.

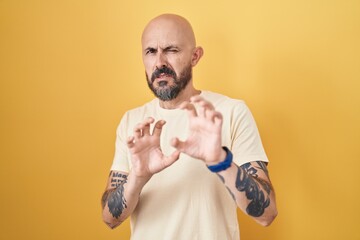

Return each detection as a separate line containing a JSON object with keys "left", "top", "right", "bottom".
{"left": 146, "top": 64, "right": 192, "bottom": 101}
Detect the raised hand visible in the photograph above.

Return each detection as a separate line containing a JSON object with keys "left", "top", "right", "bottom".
{"left": 126, "top": 117, "right": 180, "bottom": 179}
{"left": 171, "top": 96, "right": 226, "bottom": 165}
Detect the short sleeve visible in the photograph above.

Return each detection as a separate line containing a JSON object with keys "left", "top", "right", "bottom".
{"left": 230, "top": 102, "right": 268, "bottom": 166}
{"left": 110, "top": 112, "right": 130, "bottom": 172}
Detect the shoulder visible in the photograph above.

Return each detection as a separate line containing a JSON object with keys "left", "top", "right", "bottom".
{"left": 202, "top": 90, "right": 248, "bottom": 113}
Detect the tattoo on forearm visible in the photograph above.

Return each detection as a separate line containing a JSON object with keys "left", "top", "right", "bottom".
{"left": 110, "top": 172, "right": 127, "bottom": 188}
{"left": 257, "top": 161, "right": 270, "bottom": 178}
{"left": 236, "top": 161, "right": 272, "bottom": 217}
{"left": 101, "top": 190, "right": 110, "bottom": 209}
{"left": 216, "top": 173, "right": 236, "bottom": 200}
{"left": 101, "top": 172, "right": 128, "bottom": 219}
{"left": 216, "top": 173, "right": 225, "bottom": 183}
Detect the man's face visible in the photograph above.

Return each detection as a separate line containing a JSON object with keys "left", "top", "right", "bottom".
{"left": 145, "top": 64, "right": 192, "bottom": 101}
{"left": 142, "top": 18, "right": 195, "bottom": 101}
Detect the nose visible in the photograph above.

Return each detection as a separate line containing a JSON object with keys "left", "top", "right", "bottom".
{"left": 155, "top": 52, "right": 168, "bottom": 69}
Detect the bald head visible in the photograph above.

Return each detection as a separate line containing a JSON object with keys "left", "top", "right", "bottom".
{"left": 141, "top": 14, "right": 204, "bottom": 103}
{"left": 142, "top": 14, "right": 197, "bottom": 51}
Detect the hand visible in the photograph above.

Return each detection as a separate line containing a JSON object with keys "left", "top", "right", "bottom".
{"left": 127, "top": 117, "right": 180, "bottom": 179}
{"left": 171, "top": 96, "right": 226, "bottom": 165}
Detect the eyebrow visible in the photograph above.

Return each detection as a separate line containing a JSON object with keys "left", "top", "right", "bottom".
{"left": 144, "top": 45, "right": 180, "bottom": 52}
{"left": 144, "top": 47, "right": 156, "bottom": 52}
{"left": 163, "top": 45, "right": 179, "bottom": 50}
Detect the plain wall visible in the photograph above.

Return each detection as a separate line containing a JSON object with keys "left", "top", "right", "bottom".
{"left": 1, "top": 0, "right": 359, "bottom": 239}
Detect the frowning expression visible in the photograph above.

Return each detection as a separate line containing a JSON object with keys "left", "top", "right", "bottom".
{"left": 142, "top": 16, "right": 196, "bottom": 101}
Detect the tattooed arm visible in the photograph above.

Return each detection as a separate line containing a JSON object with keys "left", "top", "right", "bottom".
{"left": 171, "top": 96, "right": 277, "bottom": 226}
{"left": 216, "top": 159, "right": 277, "bottom": 226}
{"left": 102, "top": 117, "right": 180, "bottom": 229}
{"left": 101, "top": 170, "right": 150, "bottom": 229}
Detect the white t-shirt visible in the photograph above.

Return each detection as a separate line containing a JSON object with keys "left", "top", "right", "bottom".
{"left": 111, "top": 91, "right": 268, "bottom": 240}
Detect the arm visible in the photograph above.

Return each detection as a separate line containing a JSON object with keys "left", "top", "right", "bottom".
{"left": 216, "top": 159, "right": 277, "bottom": 226}
{"left": 101, "top": 117, "right": 180, "bottom": 229}
{"left": 101, "top": 170, "right": 149, "bottom": 229}
{"left": 171, "top": 96, "right": 277, "bottom": 226}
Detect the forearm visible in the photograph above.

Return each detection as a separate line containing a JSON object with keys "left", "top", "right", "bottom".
{"left": 217, "top": 162, "right": 277, "bottom": 226}
{"left": 101, "top": 172, "right": 150, "bottom": 229}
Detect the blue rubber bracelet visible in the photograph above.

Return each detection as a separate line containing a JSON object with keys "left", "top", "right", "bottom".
{"left": 207, "top": 147, "right": 233, "bottom": 173}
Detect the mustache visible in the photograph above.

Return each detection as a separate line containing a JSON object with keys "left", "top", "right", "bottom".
{"left": 151, "top": 66, "right": 176, "bottom": 82}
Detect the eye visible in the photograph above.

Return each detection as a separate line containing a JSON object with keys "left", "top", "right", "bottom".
{"left": 145, "top": 48, "right": 156, "bottom": 55}
{"left": 168, "top": 48, "right": 179, "bottom": 53}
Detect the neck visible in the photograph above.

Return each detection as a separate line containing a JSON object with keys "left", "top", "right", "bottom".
{"left": 158, "top": 84, "right": 201, "bottom": 109}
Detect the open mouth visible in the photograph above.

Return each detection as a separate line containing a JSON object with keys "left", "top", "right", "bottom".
{"left": 155, "top": 73, "right": 173, "bottom": 80}
{"left": 153, "top": 73, "right": 174, "bottom": 86}
{"left": 151, "top": 66, "right": 176, "bottom": 83}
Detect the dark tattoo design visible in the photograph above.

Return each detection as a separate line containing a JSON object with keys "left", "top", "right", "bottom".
{"left": 236, "top": 161, "right": 271, "bottom": 217}
{"left": 101, "top": 172, "right": 128, "bottom": 219}
{"left": 257, "top": 161, "right": 270, "bottom": 178}
{"left": 101, "top": 190, "right": 110, "bottom": 209}
{"left": 216, "top": 173, "right": 225, "bottom": 183}
{"left": 216, "top": 173, "right": 236, "bottom": 200}
{"left": 110, "top": 172, "right": 127, "bottom": 188}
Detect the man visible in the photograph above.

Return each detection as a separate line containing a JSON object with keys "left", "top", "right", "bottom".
{"left": 101, "top": 14, "right": 277, "bottom": 239}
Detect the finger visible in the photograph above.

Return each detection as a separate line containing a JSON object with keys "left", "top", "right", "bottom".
{"left": 133, "top": 117, "right": 155, "bottom": 138}
{"left": 152, "top": 120, "right": 166, "bottom": 137}
{"left": 126, "top": 136, "right": 135, "bottom": 148}
{"left": 206, "top": 110, "right": 223, "bottom": 123}
{"left": 163, "top": 150, "right": 180, "bottom": 167}
{"left": 190, "top": 95, "right": 203, "bottom": 102}
{"left": 170, "top": 137, "right": 187, "bottom": 152}
{"left": 191, "top": 97, "right": 215, "bottom": 119}
{"left": 196, "top": 103, "right": 206, "bottom": 118}
{"left": 213, "top": 111, "right": 223, "bottom": 126}
{"left": 179, "top": 101, "right": 197, "bottom": 118}
{"left": 142, "top": 117, "right": 154, "bottom": 136}
{"left": 205, "top": 110, "right": 216, "bottom": 123}
{"left": 192, "top": 97, "right": 215, "bottom": 111}
{"left": 133, "top": 123, "right": 143, "bottom": 139}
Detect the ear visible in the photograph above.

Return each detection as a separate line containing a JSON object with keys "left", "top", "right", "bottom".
{"left": 191, "top": 47, "right": 204, "bottom": 67}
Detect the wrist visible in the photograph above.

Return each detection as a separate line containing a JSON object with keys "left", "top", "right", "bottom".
{"left": 129, "top": 170, "right": 152, "bottom": 185}
{"left": 206, "top": 148, "right": 227, "bottom": 166}
{"left": 207, "top": 146, "right": 233, "bottom": 173}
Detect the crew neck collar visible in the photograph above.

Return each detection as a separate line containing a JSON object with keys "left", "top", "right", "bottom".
{"left": 155, "top": 91, "right": 206, "bottom": 116}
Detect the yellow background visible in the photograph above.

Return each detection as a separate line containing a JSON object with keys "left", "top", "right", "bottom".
{"left": 1, "top": 0, "right": 359, "bottom": 239}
